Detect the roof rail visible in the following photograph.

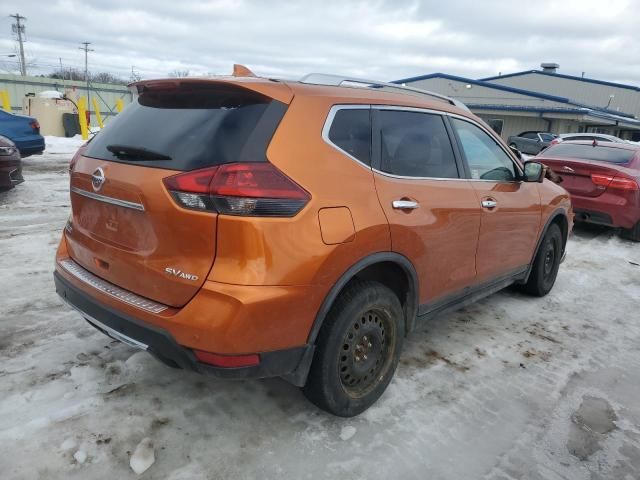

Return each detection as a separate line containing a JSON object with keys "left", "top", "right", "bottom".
{"left": 299, "top": 73, "right": 470, "bottom": 111}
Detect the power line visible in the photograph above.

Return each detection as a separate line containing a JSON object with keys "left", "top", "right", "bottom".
{"left": 9, "top": 13, "right": 27, "bottom": 76}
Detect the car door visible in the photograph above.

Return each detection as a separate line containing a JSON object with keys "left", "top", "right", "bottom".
{"left": 521, "top": 132, "right": 541, "bottom": 154}
{"left": 450, "top": 117, "right": 542, "bottom": 282}
{"left": 371, "top": 108, "right": 482, "bottom": 305}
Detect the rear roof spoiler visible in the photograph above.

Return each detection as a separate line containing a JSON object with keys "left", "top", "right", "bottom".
{"left": 299, "top": 73, "right": 470, "bottom": 112}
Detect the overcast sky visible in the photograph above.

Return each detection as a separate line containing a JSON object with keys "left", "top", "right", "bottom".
{"left": 1, "top": 0, "right": 639, "bottom": 85}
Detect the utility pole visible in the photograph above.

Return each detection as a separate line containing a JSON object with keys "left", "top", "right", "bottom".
{"left": 9, "top": 13, "right": 27, "bottom": 76}
{"left": 79, "top": 42, "right": 94, "bottom": 119}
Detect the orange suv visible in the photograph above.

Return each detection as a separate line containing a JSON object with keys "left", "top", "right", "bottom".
{"left": 54, "top": 67, "right": 572, "bottom": 416}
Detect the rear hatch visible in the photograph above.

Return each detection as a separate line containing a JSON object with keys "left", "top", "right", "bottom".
{"left": 539, "top": 143, "right": 637, "bottom": 198}
{"left": 66, "top": 79, "right": 290, "bottom": 307}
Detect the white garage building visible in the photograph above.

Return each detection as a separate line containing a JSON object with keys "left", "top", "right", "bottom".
{"left": 393, "top": 64, "right": 640, "bottom": 141}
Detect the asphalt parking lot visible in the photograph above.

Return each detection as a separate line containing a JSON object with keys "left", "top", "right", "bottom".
{"left": 1, "top": 144, "right": 640, "bottom": 479}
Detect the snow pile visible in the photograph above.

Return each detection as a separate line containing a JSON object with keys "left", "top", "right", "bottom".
{"left": 44, "top": 135, "right": 85, "bottom": 155}
{"left": 130, "top": 437, "right": 155, "bottom": 474}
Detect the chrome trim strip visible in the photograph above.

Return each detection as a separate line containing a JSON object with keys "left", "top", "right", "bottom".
{"left": 70, "top": 186, "right": 145, "bottom": 211}
{"left": 59, "top": 258, "right": 168, "bottom": 314}
{"left": 322, "top": 104, "right": 523, "bottom": 182}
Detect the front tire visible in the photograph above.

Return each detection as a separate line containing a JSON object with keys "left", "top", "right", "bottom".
{"left": 302, "top": 281, "right": 404, "bottom": 417}
{"left": 522, "top": 223, "right": 562, "bottom": 296}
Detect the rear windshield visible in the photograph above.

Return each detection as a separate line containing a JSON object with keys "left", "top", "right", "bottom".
{"left": 85, "top": 83, "right": 286, "bottom": 171}
{"left": 543, "top": 143, "right": 636, "bottom": 164}
{"left": 539, "top": 133, "right": 556, "bottom": 142}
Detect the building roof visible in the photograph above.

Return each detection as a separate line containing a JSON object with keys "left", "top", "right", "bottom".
{"left": 391, "top": 72, "right": 636, "bottom": 119}
{"left": 479, "top": 70, "right": 640, "bottom": 93}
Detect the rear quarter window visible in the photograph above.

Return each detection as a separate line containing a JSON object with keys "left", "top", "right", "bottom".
{"left": 543, "top": 144, "right": 636, "bottom": 164}
{"left": 85, "top": 84, "right": 287, "bottom": 171}
{"left": 327, "top": 108, "right": 371, "bottom": 165}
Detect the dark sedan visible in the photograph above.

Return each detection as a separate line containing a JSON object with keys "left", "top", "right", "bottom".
{"left": 0, "top": 135, "right": 24, "bottom": 191}
{"left": 0, "top": 109, "right": 45, "bottom": 158}
{"left": 537, "top": 141, "right": 640, "bottom": 241}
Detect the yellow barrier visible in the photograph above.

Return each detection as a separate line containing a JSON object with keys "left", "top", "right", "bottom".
{"left": 0, "top": 90, "right": 10, "bottom": 112}
{"left": 115, "top": 98, "right": 124, "bottom": 113}
{"left": 78, "top": 96, "right": 89, "bottom": 140}
{"left": 92, "top": 97, "right": 104, "bottom": 129}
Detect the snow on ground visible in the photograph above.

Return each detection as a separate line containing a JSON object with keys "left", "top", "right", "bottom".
{"left": 43, "top": 135, "right": 86, "bottom": 155}
{"left": 1, "top": 148, "right": 640, "bottom": 479}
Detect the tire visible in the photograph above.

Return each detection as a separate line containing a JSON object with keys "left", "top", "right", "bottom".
{"left": 522, "top": 223, "right": 562, "bottom": 297}
{"left": 302, "top": 281, "right": 404, "bottom": 417}
{"left": 621, "top": 221, "right": 640, "bottom": 242}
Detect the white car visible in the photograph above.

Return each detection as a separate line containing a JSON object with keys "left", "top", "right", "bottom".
{"left": 550, "top": 133, "right": 629, "bottom": 145}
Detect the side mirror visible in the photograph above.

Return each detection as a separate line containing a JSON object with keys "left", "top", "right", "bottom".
{"left": 523, "top": 161, "right": 544, "bottom": 183}
{"left": 509, "top": 145, "right": 522, "bottom": 160}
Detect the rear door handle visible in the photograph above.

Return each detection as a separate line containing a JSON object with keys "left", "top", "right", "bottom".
{"left": 481, "top": 199, "right": 497, "bottom": 209}
{"left": 392, "top": 199, "right": 419, "bottom": 210}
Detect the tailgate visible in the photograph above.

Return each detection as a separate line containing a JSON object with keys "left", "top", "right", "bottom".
{"left": 67, "top": 157, "right": 217, "bottom": 307}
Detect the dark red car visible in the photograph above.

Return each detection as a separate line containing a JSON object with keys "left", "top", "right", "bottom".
{"left": 0, "top": 135, "right": 23, "bottom": 191}
{"left": 537, "top": 141, "right": 640, "bottom": 241}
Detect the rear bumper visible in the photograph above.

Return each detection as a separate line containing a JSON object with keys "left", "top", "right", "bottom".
{"left": 15, "top": 136, "right": 45, "bottom": 156}
{"left": 571, "top": 193, "right": 640, "bottom": 229}
{"left": 54, "top": 269, "right": 314, "bottom": 384}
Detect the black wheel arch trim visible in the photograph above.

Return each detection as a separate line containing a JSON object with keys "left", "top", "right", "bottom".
{"left": 523, "top": 207, "right": 569, "bottom": 283}
{"left": 306, "top": 252, "right": 419, "bottom": 347}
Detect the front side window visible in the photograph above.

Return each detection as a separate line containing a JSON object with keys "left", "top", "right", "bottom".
{"left": 377, "top": 110, "right": 458, "bottom": 178}
{"left": 328, "top": 108, "right": 371, "bottom": 165}
{"left": 452, "top": 118, "right": 517, "bottom": 181}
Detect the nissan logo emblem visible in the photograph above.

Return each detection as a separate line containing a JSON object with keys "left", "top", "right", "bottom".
{"left": 91, "top": 167, "right": 106, "bottom": 192}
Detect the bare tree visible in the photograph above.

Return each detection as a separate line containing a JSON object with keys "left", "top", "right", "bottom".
{"left": 46, "top": 68, "right": 126, "bottom": 85}
{"left": 168, "top": 69, "right": 190, "bottom": 78}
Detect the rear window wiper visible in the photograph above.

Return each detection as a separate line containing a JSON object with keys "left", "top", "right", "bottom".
{"left": 106, "top": 144, "right": 172, "bottom": 161}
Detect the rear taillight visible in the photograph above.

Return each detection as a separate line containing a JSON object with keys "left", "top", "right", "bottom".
{"left": 163, "top": 162, "right": 310, "bottom": 217}
{"left": 193, "top": 350, "right": 260, "bottom": 368}
{"left": 30, "top": 120, "right": 40, "bottom": 132}
{"left": 591, "top": 173, "right": 639, "bottom": 191}
{"left": 550, "top": 139, "right": 560, "bottom": 145}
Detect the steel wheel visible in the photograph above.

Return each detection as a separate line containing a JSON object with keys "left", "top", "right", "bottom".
{"left": 339, "top": 308, "right": 394, "bottom": 398}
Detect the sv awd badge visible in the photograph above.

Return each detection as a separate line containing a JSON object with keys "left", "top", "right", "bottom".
{"left": 165, "top": 267, "right": 199, "bottom": 281}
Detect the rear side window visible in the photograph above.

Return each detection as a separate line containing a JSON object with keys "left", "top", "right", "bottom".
{"left": 377, "top": 110, "right": 458, "bottom": 178}
{"left": 85, "top": 84, "right": 287, "bottom": 171}
{"left": 543, "top": 144, "right": 635, "bottom": 164}
{"left": 328, "top": 108, "right": 371, "bottom": 165}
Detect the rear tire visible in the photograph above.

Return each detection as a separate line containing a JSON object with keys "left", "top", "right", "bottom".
{"left": 621, "top": 221, "right": 640, "bottom": 242}
{"left": 302, "top": 281, "right": 404, "bottom": 417}
{"left": 522, "top": 224, "right": 562, "bottom": 297}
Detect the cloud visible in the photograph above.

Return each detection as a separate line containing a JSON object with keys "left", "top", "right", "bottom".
{"left": 0, "top": 0, "right": 639, "bottom": 85}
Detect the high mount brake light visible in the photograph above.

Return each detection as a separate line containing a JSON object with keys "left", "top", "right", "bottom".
{"left": 163, "top": 163, "right": 311, "bottom": 217}
{"left": 591, "top": 173, "right": 639, "bottom": 191}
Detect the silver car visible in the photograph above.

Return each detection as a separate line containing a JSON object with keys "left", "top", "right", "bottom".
{"left": 508, "top": 131, "right": 557, "bottom": 155}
